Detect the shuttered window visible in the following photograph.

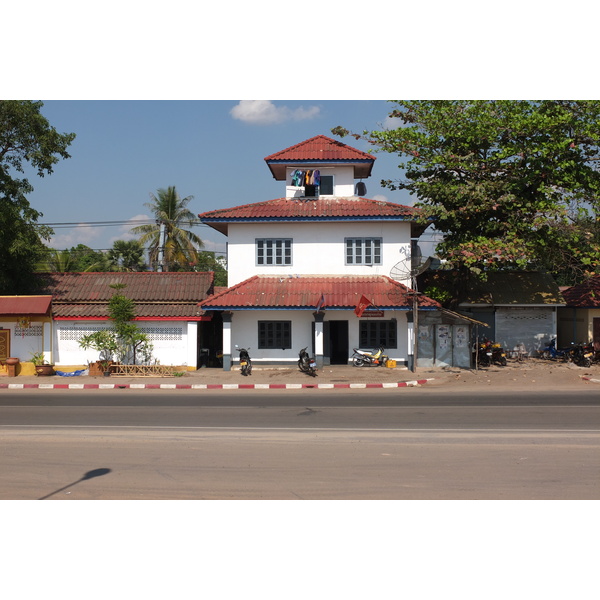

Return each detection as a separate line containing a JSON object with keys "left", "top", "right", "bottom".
{"left": 258, "top": 321, "right": 292, "bottom": 349}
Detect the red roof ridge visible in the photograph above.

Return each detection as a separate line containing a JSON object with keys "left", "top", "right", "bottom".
{"left": 264, "top": 134, "right": 375, "bottom": 162}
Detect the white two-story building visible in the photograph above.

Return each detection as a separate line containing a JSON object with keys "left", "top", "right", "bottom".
{"left": 199, "top": 135, "right": 474, "bottom": 370}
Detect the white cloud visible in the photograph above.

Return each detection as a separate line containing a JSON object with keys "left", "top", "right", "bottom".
{"left": 108, "top": 214, "right": 150, "bottom": 246}
{"left": 230, "top": 100, "right": 320, "bottom": 125}
{"left": 49, "top": 225, "right": 102, "bottom": 249}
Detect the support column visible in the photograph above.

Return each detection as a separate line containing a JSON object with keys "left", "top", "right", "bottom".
{"left": 187, "top": 321, "right": 198, "bottom": 369}
{"left": 43, "top": 320, "right": 53, "bottom": 365}
{"left": 222, "top": 311, "right": 233, "bottom": 371}
{"left": 406, "top": 311, "right": 415, "bottom": 371}
{"left": 313, "top": 311, "right": 325, "bottom": 369}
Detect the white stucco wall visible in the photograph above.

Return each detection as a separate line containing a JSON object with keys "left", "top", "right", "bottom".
{"left": 227, "top": 221, "right": 413, "bottom": 287}
{"left": 0, "top": 321, "right": 47, "bottom": 362}
{"left": 228, "top": 309, "right": 410, "bottom": 365}
{"left": 285, "top": 166, "right": 356, "bottom": 197}
{"left": 52, "top": 321, "right": 197, "bottom": 367}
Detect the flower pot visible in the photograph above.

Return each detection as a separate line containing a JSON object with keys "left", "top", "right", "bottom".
{"left": 35, "top": 364, "right": 56, "bottom": 376}
{"left": 5, "top": 357, "right": 20, "bottom": 366}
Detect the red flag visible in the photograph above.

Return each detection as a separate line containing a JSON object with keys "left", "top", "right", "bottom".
{"left": 354, "top": 294, "right": 372, "bottom": 317}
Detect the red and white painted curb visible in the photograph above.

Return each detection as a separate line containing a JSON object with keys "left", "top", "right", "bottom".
{"left": 0, "top": 379, "right": 432, "bottom": 391}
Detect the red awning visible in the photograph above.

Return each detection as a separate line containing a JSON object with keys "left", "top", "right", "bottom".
{"left": 0, "top": 296, "right": 52, "bottom": 316}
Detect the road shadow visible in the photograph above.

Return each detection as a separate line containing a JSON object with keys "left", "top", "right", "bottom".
{"left": 38, "top": 468, "right": 112, "bottom": 500}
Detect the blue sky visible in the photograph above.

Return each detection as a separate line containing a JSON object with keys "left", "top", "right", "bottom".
{"left": 30, "top": 100, "right": 421, "bottom": 256}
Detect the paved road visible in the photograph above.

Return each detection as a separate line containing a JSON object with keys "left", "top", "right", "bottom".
{"left": 1, "top": 390, "right": 598, "bottom": 499}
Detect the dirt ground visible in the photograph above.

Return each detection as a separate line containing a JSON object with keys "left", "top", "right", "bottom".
{"left": 422, "top": 357, "right": 600, "bottom": 392}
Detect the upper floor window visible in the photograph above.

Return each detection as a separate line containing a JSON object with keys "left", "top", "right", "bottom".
{"left": 256, "top": 238, "right": 292, "bottom": 266}
{"left": 319, "top": 175, "right": 334, "bottom": 195}
{"left": 345, "top": 238, "right": 382, "bottom": 265}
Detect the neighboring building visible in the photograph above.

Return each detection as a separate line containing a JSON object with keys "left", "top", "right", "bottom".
{"left": 198, "top": 134, "right": 478, "bottom": 370}
{"left": 422, "top": 271, "right": 565, "bottom": 355}
{"left": 25, "top": 271, "right": 216, "bottom": 369}
{"left": 0, "top": 296, "right": 53, "bottom": 371}
{"left": 558, "top": 275, "right": 600, "bottom": 349}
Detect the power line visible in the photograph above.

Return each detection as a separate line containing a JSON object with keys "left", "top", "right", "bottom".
{"left": 39, "top": 219, "right": 212, "bottom": 229}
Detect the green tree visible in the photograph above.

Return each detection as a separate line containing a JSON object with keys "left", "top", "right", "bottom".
{"left": 333, "top": 100, "right": 600, "bottom": 281}
{"left": 107, "top": 239, "right": 146, "bottom": 272}
{"left": 131, "top": 186, "right": 204, "bottom": 271}
{"left": 0, "top": 101, "right": 76, "bottom": 293}
{"left": 194, "top": 251, "right": 227, "bottom": 286}
{"left": 69, "top": 244, "right": 110, "bottom": 271}
{"left": 79, "top": 284, "right": 153, "bottom": 367}
{"left": 37, "top": 244, "right": 110, "bottom": 272}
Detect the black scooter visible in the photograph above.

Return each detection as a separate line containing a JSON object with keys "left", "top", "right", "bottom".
{"left": 298, "top": 347, "right": 317, "bottom": 376}
{"left": 235, "top": 345, "right": 252, "bottom": 376}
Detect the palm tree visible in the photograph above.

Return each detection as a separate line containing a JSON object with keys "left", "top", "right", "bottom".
{"left": 131, "top": 186, "right": 204, "bottom": 271}
{"left": 108, "top": 240, "right": 146, "bottom": 272}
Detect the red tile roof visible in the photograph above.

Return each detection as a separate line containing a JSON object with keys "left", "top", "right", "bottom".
{"left": 36, "top": 272, "right": 214, "bottom": 320}
{"left": 198, "top": 196, "right": 421, "bottom": 235}
{"left": 199, "top": 275, "right": 441, "bottom": 310}
{"left": 561, "top": 275, "right": 600, "bottom": 307}
{"left": 0, "top": 296, "right": 52, "bottom": 316}
{"left": 264, "top": 135, "right": 375, "bottom": 180}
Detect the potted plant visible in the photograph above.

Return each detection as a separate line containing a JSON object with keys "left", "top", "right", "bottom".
{"left": 78, "top": 330, "right": 118, "bottom": 376}
{"left": 30, "top": 351, "right": 55, "bottom": 376}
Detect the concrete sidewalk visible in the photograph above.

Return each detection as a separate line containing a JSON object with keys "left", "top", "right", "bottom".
{"left": 1, "top": 364, "right": 431, "bottom": 390}
{"left": 1, "top": 359, "right": 597, "bottom": 391}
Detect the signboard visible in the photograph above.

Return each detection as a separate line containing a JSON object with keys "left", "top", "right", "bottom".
{"left": 361, "top": 310, "right": 385, "bottom": 318}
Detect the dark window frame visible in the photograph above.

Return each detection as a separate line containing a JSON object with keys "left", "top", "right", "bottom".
{"left": 258, "top": 320, "right": 292, "bottom": 349}
{"left": 359, "top": 319, "right": 397, "bottom": 349}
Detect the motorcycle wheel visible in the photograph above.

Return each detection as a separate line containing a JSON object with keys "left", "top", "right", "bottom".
{"left": 498, "top": 357, "right": 507, "bottom": 366}
{"left": 580, "top": 357, "right": 592, "bottom": 368}
{"left": 298, "top": 360, "right": 309, "bottom": 373}
{"left": 352, "top": 356, "right": 365, "bottom": 367}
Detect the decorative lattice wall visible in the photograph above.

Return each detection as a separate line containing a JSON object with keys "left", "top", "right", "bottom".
{"left": 58, "top": 325, "right": 183, "bottom": 342}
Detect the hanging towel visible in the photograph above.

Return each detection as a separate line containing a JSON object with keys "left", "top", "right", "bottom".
{"left": 313, "top": 170, "right": 320, "bottom": 185}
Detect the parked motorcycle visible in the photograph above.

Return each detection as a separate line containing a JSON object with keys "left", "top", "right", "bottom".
{"left": 569, "top": 341, "right": 594, "bottom": 368}
{"left": 540, "top": 338, "right": 569, "bottom": 361}
{"left": 235, "top": 345, "right": 252, "bottom": 376}
{"left": 475, "top": 339, "right": 506, "bottom": 367}
{"left": 298, "top": 347, "right": 317, "bottom": 376}
{"left": 351, "top": 346, "right": 388, "bottom": 367}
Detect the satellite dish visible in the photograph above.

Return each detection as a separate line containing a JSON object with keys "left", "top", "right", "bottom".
{"left": 389, "top": 256, "right": 432, "bottom": 285}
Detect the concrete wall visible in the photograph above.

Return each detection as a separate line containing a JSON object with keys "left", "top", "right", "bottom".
{"left": 285, "top": 166, "right": 356, "bottom": 198}
{"left": 227, "top": 221, "right": 413, "bottom": 287}
{"left": 0, "top": 319, "right": 51, "bottom": 363}
{"left": 557, "top": 307, "right": 599, "bottom": 345}
{"left": 227, "top": 309, "right": 410, "bottom": 365}
{"left": 52, "top": 321, "right": 198, "bottom": 368}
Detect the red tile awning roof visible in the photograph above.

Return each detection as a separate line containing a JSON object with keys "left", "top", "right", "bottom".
{"left": 36, "top": 272, "right": 214, "bottom": 320}
{"left": 561, "top": 275, "right": 600, "bottom": 307}
{"left": 0, "top": 296, "right": 52, "bottom": 316}
{"left": 199, "top": 275, "right": 441, "bottom": 311}
{"left": 199, "top": 196, "right": 422, "bottom": 236}
{"left": 264, "top": 135, "right": 375, "bottom": 180}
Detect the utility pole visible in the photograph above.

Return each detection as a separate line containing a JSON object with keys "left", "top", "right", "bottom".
{"left": 156, "top": 221, "right": 166, "bottom": 272}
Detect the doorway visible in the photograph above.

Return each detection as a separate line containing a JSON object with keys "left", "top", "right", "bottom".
{"left": 328, "top": 320, "right": 348, "bottom": 365}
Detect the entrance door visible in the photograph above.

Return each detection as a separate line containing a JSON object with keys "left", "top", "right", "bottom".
{"left": 328, "top": 321, "right": 348, "bottom": 365}
{"left": 0, "top": 330, "right": 9, "bottom": 361}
